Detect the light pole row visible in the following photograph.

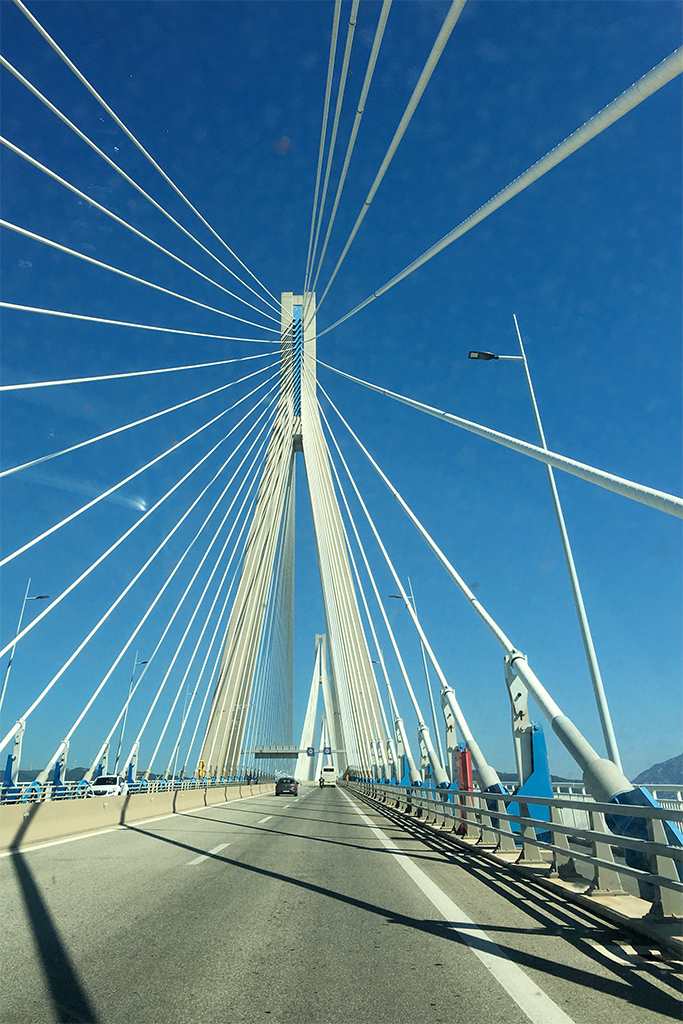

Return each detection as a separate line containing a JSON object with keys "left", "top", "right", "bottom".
{"left": 0, "top": 578, "right": 50, "bottom": 725}
{"left": 114, "top": 652, "right": 148, "bottom": 775}
{"left": 389, "top": 582, "right": 446, "bottom": 769}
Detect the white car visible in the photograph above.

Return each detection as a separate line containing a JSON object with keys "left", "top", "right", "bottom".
{"left": 90, "top": 775, "right": 128, "bottom": 797}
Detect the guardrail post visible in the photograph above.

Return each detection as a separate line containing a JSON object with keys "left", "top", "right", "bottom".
{"left": 587, "top": 810, "right": 628, "bottom": 895}
{"left": 549, "top": 804, "right": 580, "bottom": 878}
{"left": 513, "top": 802, "right": 550, "bottom": 865}
{"left": 457, "top": 791, "right": 479, "bottom": 840}
{"left": 495, "top": 798, "right": 518, "bottom": 853}
{"left": 427, "top": 789, "right": 436, "bottom": 823}
{"left": 464, "top": 792, "right": 479, "bottom": 839}
{"left": 517, "top": 817, "right": 547, "bottom": 865}
{"left": 439, "top": 790, "right": 453, "bottom": 830}
{"left": 477, "top": 794, "right": 497, "bottom": 846}
{"left": 434, "top": 789, "right": 444, "bottom": 826}
{"left": 464, "top": 798, "right": 481, "bottom": 839}
{"left": 647, "top": 815, "right": 683, "bottom": 919}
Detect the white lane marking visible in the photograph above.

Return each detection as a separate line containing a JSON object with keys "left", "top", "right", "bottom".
{"left": 0, "top": 825, "right": 125, "bottom": 858}
{"left": 0, "top": 791, "right": 275, "bottom": 858}
{"left": 257, "top": 815, "right": 273, "bottom": 824}
{"left": 341, "top": 788, "right": 576, "bottom": 1024}
{"left": 187, "top": 843, "right": 230, "bottom": 866}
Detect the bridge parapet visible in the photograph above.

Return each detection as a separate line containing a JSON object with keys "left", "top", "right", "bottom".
{"left": 0, "top": 779, "right": 274, "bottom": 852}
{"left": 347, "top": 780, "right": 683, "bottom": 952}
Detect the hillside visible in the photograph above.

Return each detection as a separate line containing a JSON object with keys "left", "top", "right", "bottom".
{"left": 632, "top": 753, "right": 683, "bottom": 785}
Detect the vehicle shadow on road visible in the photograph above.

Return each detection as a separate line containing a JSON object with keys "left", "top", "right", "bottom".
{"left": 9, "top": 806, "right": 100, "bottom": 1024}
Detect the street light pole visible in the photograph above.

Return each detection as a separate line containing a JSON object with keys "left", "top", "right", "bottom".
{"left": 0, "top": 578, "right": 50, "bottom": 724}
{"left": 468, "top": 319, "right": 622, "bottom": 770}
{"left": 407, "top": 579, "right": 446, "bottom": 768}
{"left": 171, "top": 686, "right": 191, "bottom": 781}
{"left": 389, "top": 585, "right": 447, "bottom": 774}
{"left": 114, "top": 652, "right": 148, "bottom": 774}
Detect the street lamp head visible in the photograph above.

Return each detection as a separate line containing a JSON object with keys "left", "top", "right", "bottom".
{"left": 388, "top": 594, "right": 402, "bottom": 599}
{"left": 468, "top": 350, "right": 498, "bottom": 360}
{"left": 28, "top": 594, "right": 50, "bottom": 600}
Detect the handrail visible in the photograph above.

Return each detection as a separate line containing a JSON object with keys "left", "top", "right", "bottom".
{"left": 0, "top": 775, "right": 274, "bottom": 804}
{"left": 348, "top": 780, "right": 683, "bottom": 919}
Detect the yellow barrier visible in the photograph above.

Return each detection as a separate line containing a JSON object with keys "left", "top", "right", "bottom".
{"left": 0, "top": 782, "right": 274, "bottom": 852}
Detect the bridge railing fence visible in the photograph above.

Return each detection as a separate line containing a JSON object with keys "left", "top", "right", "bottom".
{"left": 551, "top": 782, "right": 683, "bottom": 818}
{"left": 349, "top": 780, "right": 683, "bottom": 920}
{"left": 0, "top": 775, "right": 274, "bottom": 804}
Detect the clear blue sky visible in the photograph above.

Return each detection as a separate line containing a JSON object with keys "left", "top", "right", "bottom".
{"left": 1, "top": 0, "right": 680, "bottom": 781}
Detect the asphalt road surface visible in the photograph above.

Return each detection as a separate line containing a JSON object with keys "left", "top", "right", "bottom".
{"left": 1, "top": 784, "right": 680, "bottom": 1023}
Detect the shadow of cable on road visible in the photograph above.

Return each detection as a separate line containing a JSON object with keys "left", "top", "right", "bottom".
{"left": 175, "top": 810, "right": 391, "bottom": 854}
{"left": 356, "top": 792, "right": 683, "bottom": 1019}
{"left": 9, "top": 806, "right": 100, "bottom": 1024}
{"left": 123, "top": 817, "right": 682, "bottom": 1020}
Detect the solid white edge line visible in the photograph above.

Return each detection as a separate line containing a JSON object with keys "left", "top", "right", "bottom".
{"left": 0, "top": 825, "right": 125, "bottom": 857}
{"left": 340, "top": 788, "right": 576, "bottom": 1024}
{"left": 0, "top": 792, "right": 269, "bottom": 859}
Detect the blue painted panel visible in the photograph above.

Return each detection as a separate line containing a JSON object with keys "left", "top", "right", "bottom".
{"left": 507, "top": 727, "right": 553, "bottom": 837}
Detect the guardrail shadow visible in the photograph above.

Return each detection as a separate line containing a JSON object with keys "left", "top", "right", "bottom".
{"left": 356, "top": 791, "right": 683, "bottom": 1018}
{"left": 9, "top": 806, "right": 100, "bottom": 1024}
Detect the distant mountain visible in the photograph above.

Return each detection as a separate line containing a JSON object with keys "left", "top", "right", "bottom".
{"left": 496, "top": 771, "right": 577, "bottom": 784}
{"left": 16, "top": 767, "right": 88, "bottom": 783}
{"left": 632, "top": 753, "right": 683, "bottom": 786}
{"left": 14, "top": 767, "right": 164, "bottom": 784}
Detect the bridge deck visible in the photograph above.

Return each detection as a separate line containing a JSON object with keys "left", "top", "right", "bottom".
{"left": 1, "top": 786, "right": 680, "bottom": 1023}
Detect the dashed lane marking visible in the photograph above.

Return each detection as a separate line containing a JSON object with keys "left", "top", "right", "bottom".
{"left": 187, "top": 843, "right": 230, "bottom": 866}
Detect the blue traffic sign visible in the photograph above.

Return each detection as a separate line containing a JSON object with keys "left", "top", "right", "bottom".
{"left": 306, "top": 746, "right": 315, "bottom": 756}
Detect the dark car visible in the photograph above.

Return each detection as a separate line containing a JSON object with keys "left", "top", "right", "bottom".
{"left": 275, "top": 776, "right": 298, "bottom": 796}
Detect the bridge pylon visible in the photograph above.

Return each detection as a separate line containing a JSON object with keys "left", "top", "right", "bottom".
{"left": 199, "top": 293, "right": 388, "bottom": 779}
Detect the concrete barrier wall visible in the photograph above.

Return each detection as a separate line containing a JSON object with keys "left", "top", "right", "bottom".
{"left": 0, "top": 783, "right": 274, "bottom": 852}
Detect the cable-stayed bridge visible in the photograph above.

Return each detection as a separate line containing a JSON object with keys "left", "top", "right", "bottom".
{"left": 1, "top": 2, "right": 682, "bottom": 1021}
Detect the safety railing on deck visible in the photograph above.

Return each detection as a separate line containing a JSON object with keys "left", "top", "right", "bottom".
{"left": 0, "top": 776, "right": 273, "bottom": 804}
{"left": 552, "top": 782, "right": 683, "bottom": 807}
{"left": 349, "top": 780, "right": 683, "bottom": 920}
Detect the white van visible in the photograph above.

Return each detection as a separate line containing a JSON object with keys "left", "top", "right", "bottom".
{"left": 320, "top": 765, "right": 336, "bottom": 787}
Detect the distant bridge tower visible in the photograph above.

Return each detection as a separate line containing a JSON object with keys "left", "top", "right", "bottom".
{"left": 199, "top": 294, "right": 387, "bottom": 778}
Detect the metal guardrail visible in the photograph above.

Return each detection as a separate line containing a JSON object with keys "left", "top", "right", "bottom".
{"left": 349, "top": 780, "right": 683, "bottom": 920}
{"left": 552, "top": 782, "right": 683, "bottom": 811}
{"left": 0, "top": 776, "right": 273, "bottom": 804}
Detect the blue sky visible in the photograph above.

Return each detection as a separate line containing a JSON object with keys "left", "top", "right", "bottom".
{"left": 0, "top": 0, "right": 680, "bottom": 782}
